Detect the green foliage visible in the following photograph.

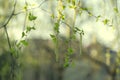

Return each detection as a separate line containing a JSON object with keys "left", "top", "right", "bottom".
{"left": 26, "top": 26, "right": 35, "bottom": 33}
{"left": 103, "top": 19, "right": 109, "bottom": 25}
{"left": 64, "top": 56, "right": 70, "bottom": 68}
{"left": 54, "top": 22, "right": 60, "bottom": 33}
{"left": 64, "top": 48, "right": 73, "bottom": 68}
{"left": 28, "top": 13, "right": 37, "bottom": 21}
{"left": 22, "top": 32, "right": 26, "bottom": 38}
{"left": 96, "top": 15, "right": 101, "bottom": 22}
{"left": 20, "top": 40, "right": 28, "bottom": 46}
{"left": 58, "top": 11, "right": 65, "bottom": 20}
{"left": 67, "top": 48, "right": 73, "bottom": 55}
{"left": 50, "top": 34, "right": 57, "bottom": 43}
{"left": 114, "top": 7, "right": 119, "bottom": 13}
{"left": 1, "top": 0, "right": 120, "bottom": 79}
{"left": 69, "top": 5, "right": 76, "bottom": 9}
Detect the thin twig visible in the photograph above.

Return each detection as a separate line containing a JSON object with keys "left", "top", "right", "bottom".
{"left": 0, "top": 0, "right": 47, "bottom": 29}
{"left": 0, "top": 0, "right": 17, "bottom": 29}
{"left": 4, "top": 26, "right": 12, "bottom": 49}
{"left": 79, "top": 34, "right": 82, "bottom": 55}
{"left": 14, "top": 0, "right": 47, "bottom": 15}
{"left": 23, "top": 0, "right": 28, "bottom": 31}
{"left": 3, "top": 0, "right": 17, "bottom": 50}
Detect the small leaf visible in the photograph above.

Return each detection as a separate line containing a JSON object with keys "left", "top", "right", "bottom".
{"left": 69, "top": 5, "right": 76, "bottom": 9}
{"left": 81, "top": 7, "right": 88, "bottom": 11}
{"left": 72, "top": 0, "right": 75, "bottom": 5}
{"left": 103, "top": 19, "right": 109, "bottom": 25}
{"left": 71, "top": 34, "right": 76, "bottom": 39}
{"left": 67, "top": 0, "right": 70, "bottom": 3}
{"left": 51, "top": 14, "right": 55, "bottom": 19}
{"left": 62, "top": 15, "right": 65, "bottom": 20}
{"left": 88, "top": 12, "right": 93, "bottom": 16}
{"left": 26, "top": 26, "right": 31, "bottom": 33}
{"left": 32, "top": 26, "right": 36, "bottom": 30}
{"left": 96, "top": 15, "right": 101, "bottom": 22}
{"left": 81, "top": 30, "right": 84, "bottom": 35}
{"left": 50, "top": 34, "right": 57, "bottom": 43}
{"left": 10, "top": 47, "right": 16, "bottom": 54}
{"left": 20, "top": 40, "right": 28, "bottom": 46}
{"left": 114, "top": 8, "right": 119, "bottom": 13}
{"left": 64, "top": 61, "right": 69, "bottom": 68}
{"left": 64, "top": 56, "right": 69, "bottom": 68}
{"left": 28, "top": 13, "right": 37, "bottom": 21}
{"left": 22, "top": 32, "right": 26, "bottom": 38}
{"left": 24, "top": 6, "right": 27, "bottom": 11}
{"left": 67, "top": 48, "right": 73, "bottom": 55}
{"left": 50, "top": 34, "right": 55, "bottom": 38}
{"left": 54, "top": 23, "right": 59, "bottom": 33}
{"left": 74, "top": 27, "right": 80, "bottom": 31}
{"left": 63, "top": 5, "right": 66, "bottom": 9}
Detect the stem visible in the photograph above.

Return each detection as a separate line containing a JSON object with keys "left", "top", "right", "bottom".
{"left": 4, "top": 26, "right": 11, "bottom": 49}
{"left": 79, "top": 34, "right": 82, "bottom": 55}
{"left": 69, "top": 6, "right": 77, "bottom": 49}
{"left": 55, "top": 35, "right": 59, "bottom": 62}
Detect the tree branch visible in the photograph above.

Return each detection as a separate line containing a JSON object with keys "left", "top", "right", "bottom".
{"left": 13, "top": 0, "right": 47, "bottom": 15}
{"left": 2, "top": 0, "right": 17, "bottom": 50}
{"left": 0, "top": 0, "right": 17, "bottom": 29}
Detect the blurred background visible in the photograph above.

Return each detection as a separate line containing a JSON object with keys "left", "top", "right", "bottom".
{"left": 0, "top": 0, "right": 120, "bottom": 80}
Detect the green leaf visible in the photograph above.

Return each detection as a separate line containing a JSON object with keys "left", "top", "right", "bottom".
{"left": 54, "top": 23, "right": 59, "bottom": 33}
{"left": 80, "top": 30, "right": 84, "bottom": 35}
{"left": 26, "top": 27, "right": 31, "bottom": 33}
{"left": 69, "top": 5, "right": 76, "bottom": 9}
{"left": 10, "top": 47, "right": 16, "bottom": 54}
{"left": 22, "top": 32, "right": 26, "bottom": 38}
{"left": 63, "top": 5, "right": 66, "bottom": 9}
{"left": 114, "top": 8, "right": 119, "bottom": 13}
{"left": 74, "top": 27, "right": 84, "bottom": 35}
{"left": 28, "top": 13, "right": 37, "bottom": 21}
{"left": 20, "top": 40, "right": 28, "bottom": 46}
{"left": 88, "top": 12, "right": 93, "bottom": 16}
{"left": 32, "top": 26, "right": 36, "bottom": 30}
{"left": 26, "top": 26, "right": 36, "bottom": 33}
{"left": 50, "top": 34, "right": 57, "bottom": 43}
{"left": 24, "top": 6, "right": 27, "bottom": 11}
{"left": 62, "top": 15, "right": 65, "bottom": 20}
{"left": 67, "top": 0, "right": 70, "bottom": 3}
{"left": 96, "top": 15, "right": 101, "bottom": 22}
{"left": 81, "top": 7, "right": 88, "bottom": 11}
{"left": 64, "top": 61, "right": 69, "bottom": 68}
{"left": 67, "top": 48, "right": 73, "bottom": 55}
{"left": 72, "top": 0, "right": 75, "bottom": 5}
{"left": 74, "top": 27, "right": 80, "bottom": 31}
{"left": 64, "top": 56, "right": 69, "bottom": 68}
{"left": 103, "top": 19, "right": 109, "bottom": 25}
{"left": 71, "top": 34, "right": 76, "bottom": 39}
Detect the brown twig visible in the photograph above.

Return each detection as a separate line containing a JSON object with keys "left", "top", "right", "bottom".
{"left": 2, "top": 0, "right": 17, "bottom": 50}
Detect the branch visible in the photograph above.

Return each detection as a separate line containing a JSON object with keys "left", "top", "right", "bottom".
{"left": 2, "top": 0, "right": 17, "bottom": 50}
{"left": 23, "top": 0, "right": 28, "bottom": 31}
{"left": 13, "top": 0, "right": 47, "bottom": 15}
{"left": 0, "top": 0, "right": 17, "bottom": 29}
{"left": 4, "top": 26, "right": 12, "bottom": 49}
